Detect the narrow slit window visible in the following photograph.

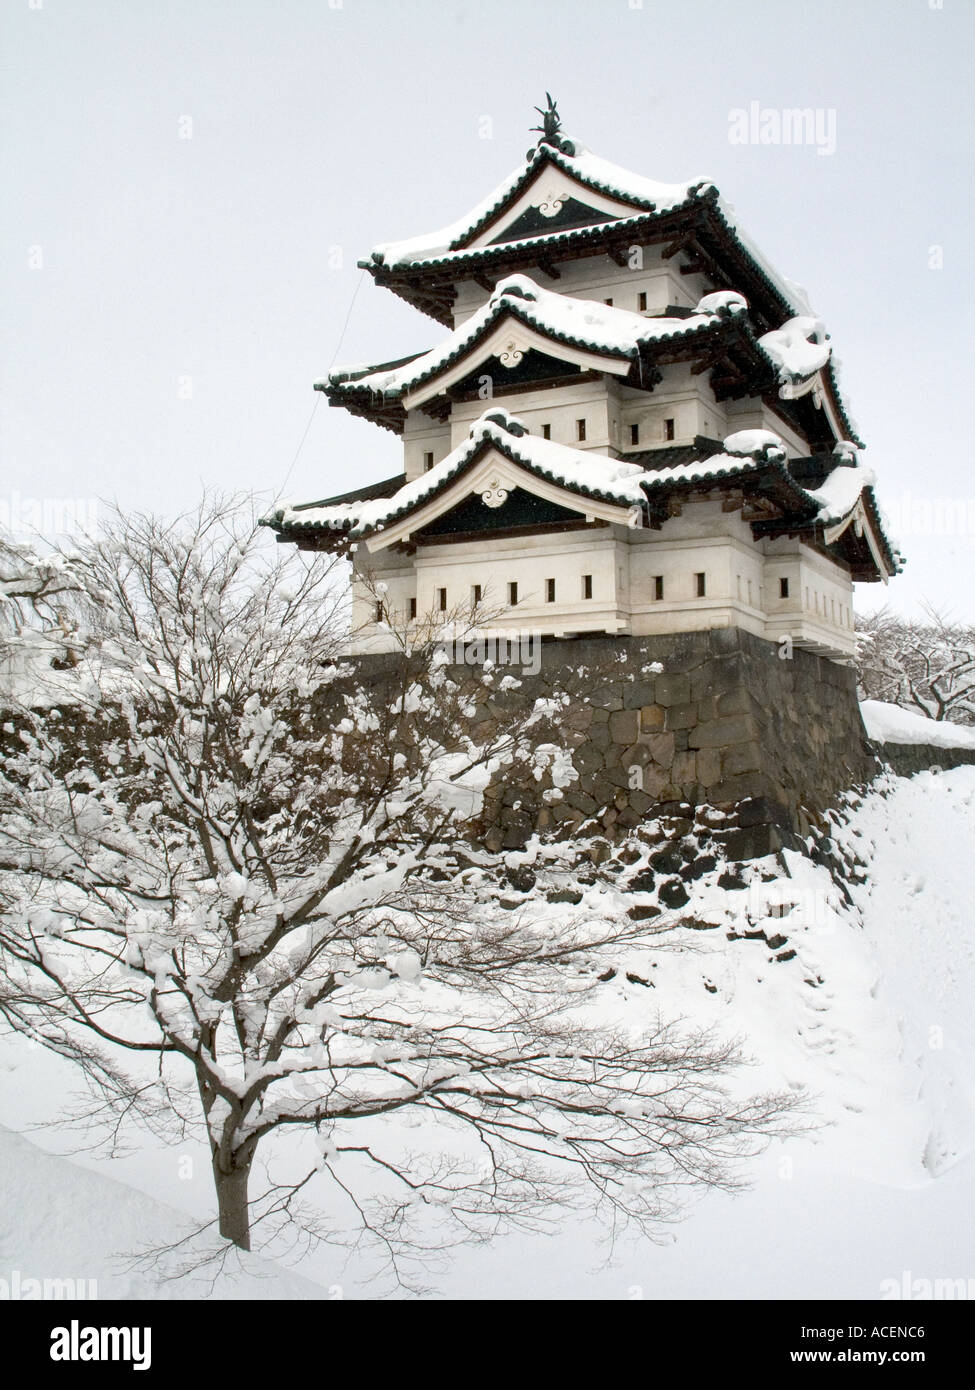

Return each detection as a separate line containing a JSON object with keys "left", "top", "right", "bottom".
{"left": 653, "top": 575, "right": 664, "bottom": 601}
{"left": 582, "top": 574, "right": 593, "bottom": 600}
{"left": 576, "top": 418, "right": 586, "bottom": 441}
{"left": 541, "top": 423, "right": 551, "bottom": 440}
{"left": 437, "top": 587, "right": 447, "bottom": 612}
{"left": 664, "top": 418, "right": 676, "bottom": 441}
{"left": 423, "top": 451, "right": 434, "bottom": 471}
{"left": 695, "top": 572, "right": 706, "bottom": 598}
{"left": 508, "top": 581, "right": 518, "bottom": 606}
{"left": 780, "top": 577, "right": 790, "bottom": 599}
{"left": 630, "top": 423, "right": 640, "bottom": 446}
{"left": 409, "top": 597, "right": 417, "bottom": 620}
{"left": 375, "top": 601, "right": 385, "bottom": 623}
{"left": 472, "top": 583, "right": 482, "bottom": 607}
{"left": 638, "top": 291, "right": 648, "bottom": 311}
{"left": 546, "top": 578, "right": 556, "bottom": 603}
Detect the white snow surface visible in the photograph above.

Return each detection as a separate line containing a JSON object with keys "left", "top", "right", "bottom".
{"left": 2, "top": 769, "right": 974, "bottom": 1298}
{"left": 0, "top": 1123, "right": 326, "bottom": 1299}
{"left": 806, "top": 458, "right": 877, "bottom": 524}
{"left": 860, "top": 699, "right": 975, "bottom": 750}
{"left": 757, "top": 314, "right": 831, "bottom": 383}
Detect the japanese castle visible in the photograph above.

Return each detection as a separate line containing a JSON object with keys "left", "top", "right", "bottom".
{"left": 266, "top": 99, "right": 898, "bottom": 661}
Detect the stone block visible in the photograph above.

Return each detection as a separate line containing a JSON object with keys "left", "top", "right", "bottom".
{"left": 709, "top": 772, "right": 768, "bottom": 803}
{"left": 715, "top": 687, "right": 757, "bottom": 717}
{"left": 640, "top": 764, "right": 672, "bottom": 799}
{"left": 719, "top": 823, "right": 785, "bottom": 861}
{"left": 737, "top": 795, "right": 792, "bottom": 830}
{"left": 621, "top": 742, "right": 651, "bottom": 770}
{"left": 654, "top": 673, "right": 691, "bottom": 707}
{"left": 640, "top": 703, "right": 666, "bottom": 732}
{"left": 589, "top": 688, "right": 623, "bottom": 711}
{"left": 588, "top": 721, "right": 613, "bottom": 751}
{"left": 627, "top": 903, "right": 662, "bottom": 921}
{"left": 646, "top": 731, "right": 676, "bottom": 767}
{"left": 651, "top": 846, "right": 684, "bottom": 875}
{"left": 608, "top": 708, "right": 639, "bottom": 745}
{"left": 622, "top": 680, "right": 658, "bottom": 710}
{"left": 658, "top": 877, "right": 690, "bottom": 909}
{"left": 672, "top": 751, "right": 697, "bottom": 786}
{"left": 590, "top": 775, "right": 618, "bottom": 807}
{"left": 664, "top": 702, "right": 698, "bottom": 731}
{"left": 574, "top": 740, "right": 604, "bottom": 772}
{"left": 688, "top": 716, "right": 756, "bottom": 750}
{"left": 721, "top": 742, "right": 763, "bottom": 777}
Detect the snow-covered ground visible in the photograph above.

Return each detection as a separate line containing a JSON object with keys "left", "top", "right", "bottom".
{"left": 1, "top": 767, "right": 974, "bottom": 1300}
{"left": 861, "top": 698, "right": 975, "bottom": 750}
{"left": 0, "top": 1124, "right": 327, "bottom": 1300}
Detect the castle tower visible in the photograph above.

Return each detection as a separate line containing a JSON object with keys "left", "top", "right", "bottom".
{"left": 266, "top": 98, "right": 897, "bottom": 662}
{"left": 264, "top": 101, "right": 899, "bottom": 856}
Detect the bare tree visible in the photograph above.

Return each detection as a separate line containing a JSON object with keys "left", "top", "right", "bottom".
{"left": 857, "top": 604, "right": 975, "bottom": 725}
{"left": 0, "top": 497, "right": 800, "bottom": 1286}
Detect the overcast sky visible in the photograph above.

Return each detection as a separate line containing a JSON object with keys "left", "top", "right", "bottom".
{"left": 3, "top": 0, "right": 973, "bottom": 618}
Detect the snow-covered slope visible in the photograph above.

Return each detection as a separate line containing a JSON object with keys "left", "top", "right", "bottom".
{"left": 0, "top": 1123, "right": 326, "bottom": 1300}
{"left": 1, "top": 769, "right": 974, "bottom": 1299}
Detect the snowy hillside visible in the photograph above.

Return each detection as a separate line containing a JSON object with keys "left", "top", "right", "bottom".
{"left": 1, "top": 767, "right": 974, "bottom": 1299}
{"left": 0, "top": 1123, "right": 326, "bottom": 1300}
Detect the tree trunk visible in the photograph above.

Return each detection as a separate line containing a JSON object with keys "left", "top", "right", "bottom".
{"left": 213, "top": 1161, "right": 252, "bottom": 1250}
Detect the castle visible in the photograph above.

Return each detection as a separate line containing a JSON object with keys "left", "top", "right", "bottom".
{"left": 263, "top": 100, "right": 899, "bottom": 856}
{"left": 266, "top": 98, "right": 896, "bottom": 661}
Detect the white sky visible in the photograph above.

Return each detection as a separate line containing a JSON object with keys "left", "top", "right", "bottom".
{"left": 3, "top": 0, "right": 973, "bottom": 619}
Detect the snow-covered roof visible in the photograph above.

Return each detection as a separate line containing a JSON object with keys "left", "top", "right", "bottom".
{"left": 266, "top": 411, "right": 650, "bottom": 541}
{"left": 364, "top": 135, "right": 815, "bottom": 323}
{"left": 321, "top": 278, "right": 754, "bottom": 399}
{"left": 263, "top": 415, "right": 888, "bottom": 566}
{"left": 369, "top": 140, "right": 712, "bottom": 267}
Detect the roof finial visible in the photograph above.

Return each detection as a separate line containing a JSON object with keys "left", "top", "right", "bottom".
{"left": 526, "top": 94, "right": 574, "bottom": 160}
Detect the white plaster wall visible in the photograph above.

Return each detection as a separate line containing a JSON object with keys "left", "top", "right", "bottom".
{"left": 451, "top": 249, "right": 710, "bottom": 327}
{"left": 403, "top": 414, "right": 451, "bottom": 482}
{"left": 446, "top": 378, "right": 616, "bottom": 453}
{"left": 724, "top": 397, "right": 812, "bottom": 458}
{"left": 349, "top": 492, "right": 856, "bottom": 657}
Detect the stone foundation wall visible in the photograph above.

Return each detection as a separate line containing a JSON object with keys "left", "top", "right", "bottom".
{"left": 874, "top": 741, "right": 975, "bottom": 778}
{"left": 351, "top": 628, "right": 880, "bottom": 860}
